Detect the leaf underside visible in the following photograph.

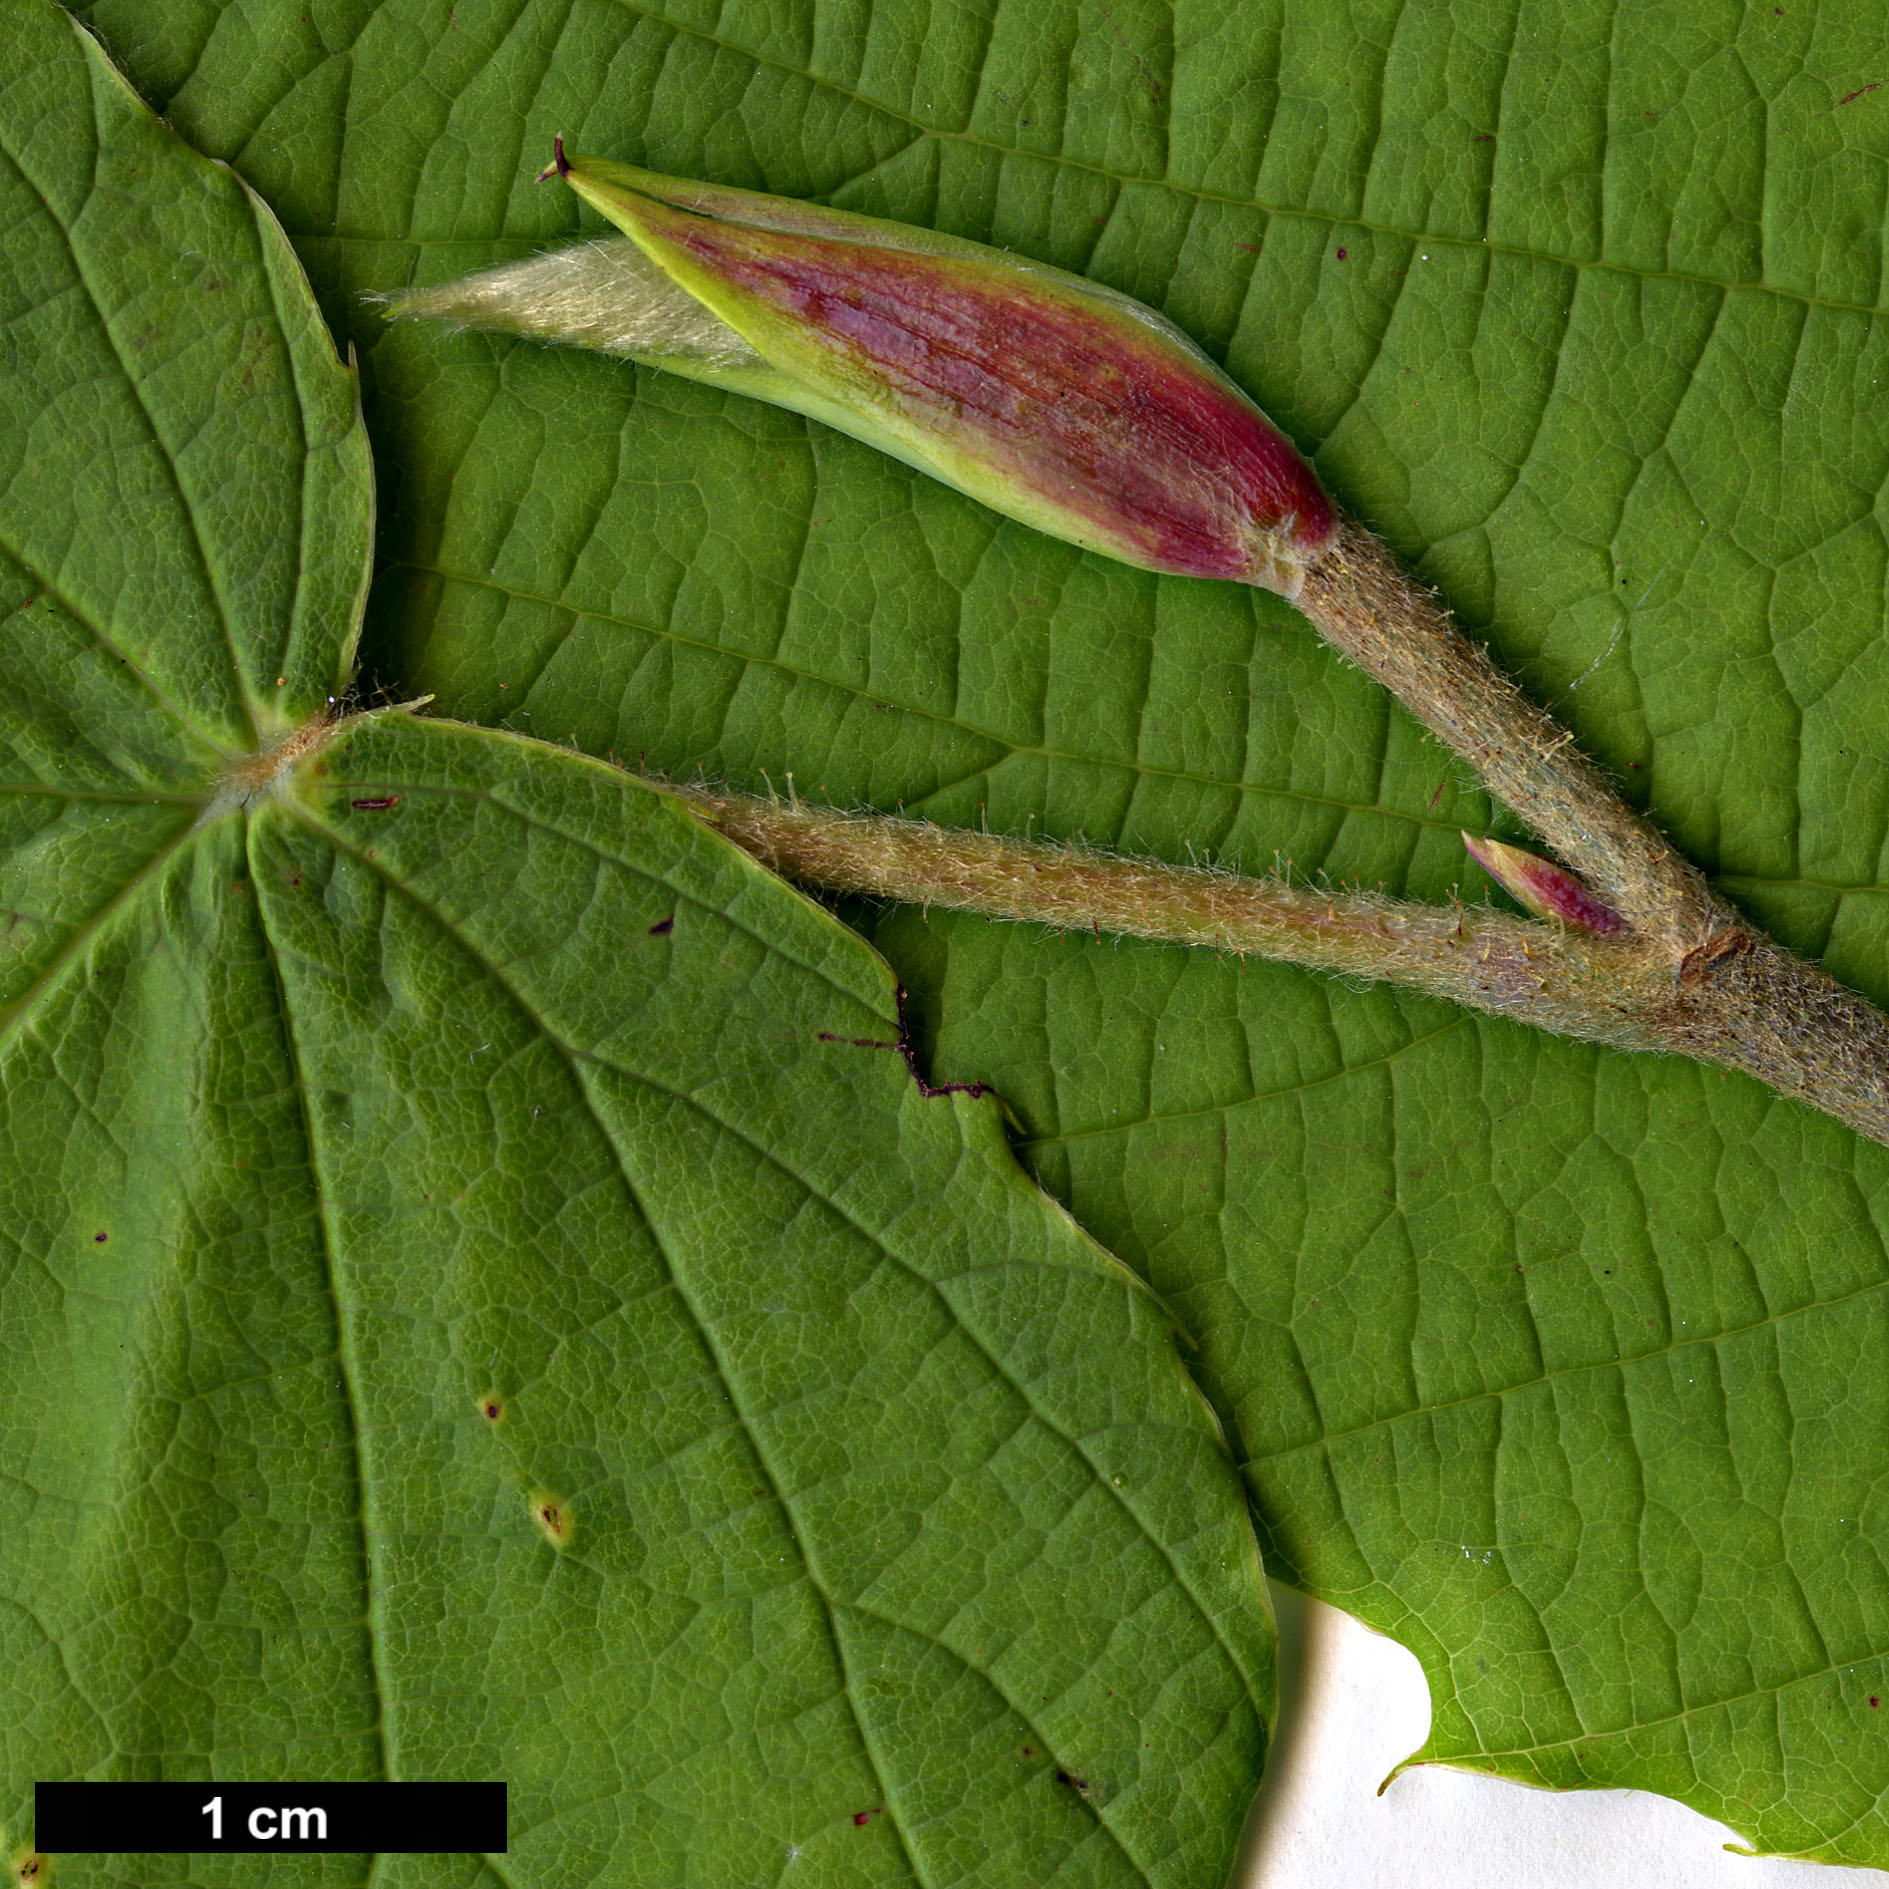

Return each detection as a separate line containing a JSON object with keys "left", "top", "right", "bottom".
{"left": 48, "top": 0, "right": 1889, "bottom": 1867}
{"left": 0, "top": 8, "right": 1273, "bottom": 1885}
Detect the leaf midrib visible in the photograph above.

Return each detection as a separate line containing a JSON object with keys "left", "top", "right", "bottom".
{"left": 3, "top": 123, "right": 263, "bottom": 747}
{"left": 1252, "top": 1258, "right": 1889, "bottom": 1468}
{"left": 0, "top": 813, "right": 198, "bottom": 1048}
{"left": 249, "top": 808, "right": 396, "bottom": 1791}
{"left": 0, "top": 530, "right": 241, "bottom": 762}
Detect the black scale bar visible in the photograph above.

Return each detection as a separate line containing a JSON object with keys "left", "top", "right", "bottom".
{"left": 35, "top": 1781, "right": 506, "bottom": 1854}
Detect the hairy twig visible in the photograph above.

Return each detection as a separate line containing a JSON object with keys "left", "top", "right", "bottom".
{"left": 675, "top": 515, "right": 1889, "bottom": 1148}
{"left": 392, "top": 181, "right": 1889, "bottom": 1144}
{"left": 1296, "top": 518, "right": 1717, "bottom": 944}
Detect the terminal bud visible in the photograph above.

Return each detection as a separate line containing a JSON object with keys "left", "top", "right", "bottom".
{"left": 398, "top": 139, "right": 1336, "bottom": 596}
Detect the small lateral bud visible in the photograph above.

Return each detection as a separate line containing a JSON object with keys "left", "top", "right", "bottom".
{"left": 399, "top": 139, "right": 1338, "bottom": 597}
{"left": 1463, "top": 833, "right": 1626, "bottom": 935}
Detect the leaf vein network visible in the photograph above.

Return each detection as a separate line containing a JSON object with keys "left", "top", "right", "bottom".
{"left": 298, "top": 776, "right": 1268, "bottom": 1739}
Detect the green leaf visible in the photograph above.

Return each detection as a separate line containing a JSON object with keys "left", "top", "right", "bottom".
{"left": 0, "top": 9, "right": 1273, "bottom": 1884}
{"left": 67, "top": 0, "right": 1889, "bottom": 1866}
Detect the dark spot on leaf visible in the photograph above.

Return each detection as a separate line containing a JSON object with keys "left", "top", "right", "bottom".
{"left": 1873, "top": 1697, "right": 1881, "bottom": 1709}
{"left": 531, "top": 1492, "right": 572, "bottom": 1548}
{"left": 649, "top": 916, "right": 674, "bottom": 935}
{"left": 478, "top": 1393, "right": 503, "bottom": 1422}
{"left": 1336, "top": 246, "right": 1347, "bottom": 260}
{"left": 351, "top": 796, "right": 398, "bottom": 811}
{"left": 1021, "top": 1745, "right": 1034, "bottom": 1757}
{"left": 1054, "top": 1769, "right": 1089, "bottom": 1792}
{"left": 94, "top": 1232, "right": 106, "bottom": 1243}
{"left": 851, "top": 1809, "right": 882, "bottom": 1826}
{"left": 1838, "top": 81, "right": 1880, "bottom": 106}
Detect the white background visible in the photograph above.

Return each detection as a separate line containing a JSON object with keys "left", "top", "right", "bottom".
{"left": 1240, "top": 1584, "right": 1864, "bottom": 1887}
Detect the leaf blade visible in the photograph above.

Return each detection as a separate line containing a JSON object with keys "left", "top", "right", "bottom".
{"left": 0, "top": 14, "right": 1274, "bottom": 1884}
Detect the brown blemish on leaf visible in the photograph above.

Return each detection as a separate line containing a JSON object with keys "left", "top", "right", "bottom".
{"left": 531, "top": 1491, "right": 572, "bottom": 1548}
{"left": 477, "top": 1392, "right": 504, "bottom": 1423}
{"left": 350, "top": 795, "right": 399, "bottom": 811}
{"left": 649, "top": 915, "right": 674, "bottom": 935}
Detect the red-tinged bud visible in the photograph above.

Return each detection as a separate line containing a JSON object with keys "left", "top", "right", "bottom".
{"left": 398, "top": 139, "right": 1336, "bottom": 597}
{"left": 1463, "top": 833, "right": 1626, "bottom": 935}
